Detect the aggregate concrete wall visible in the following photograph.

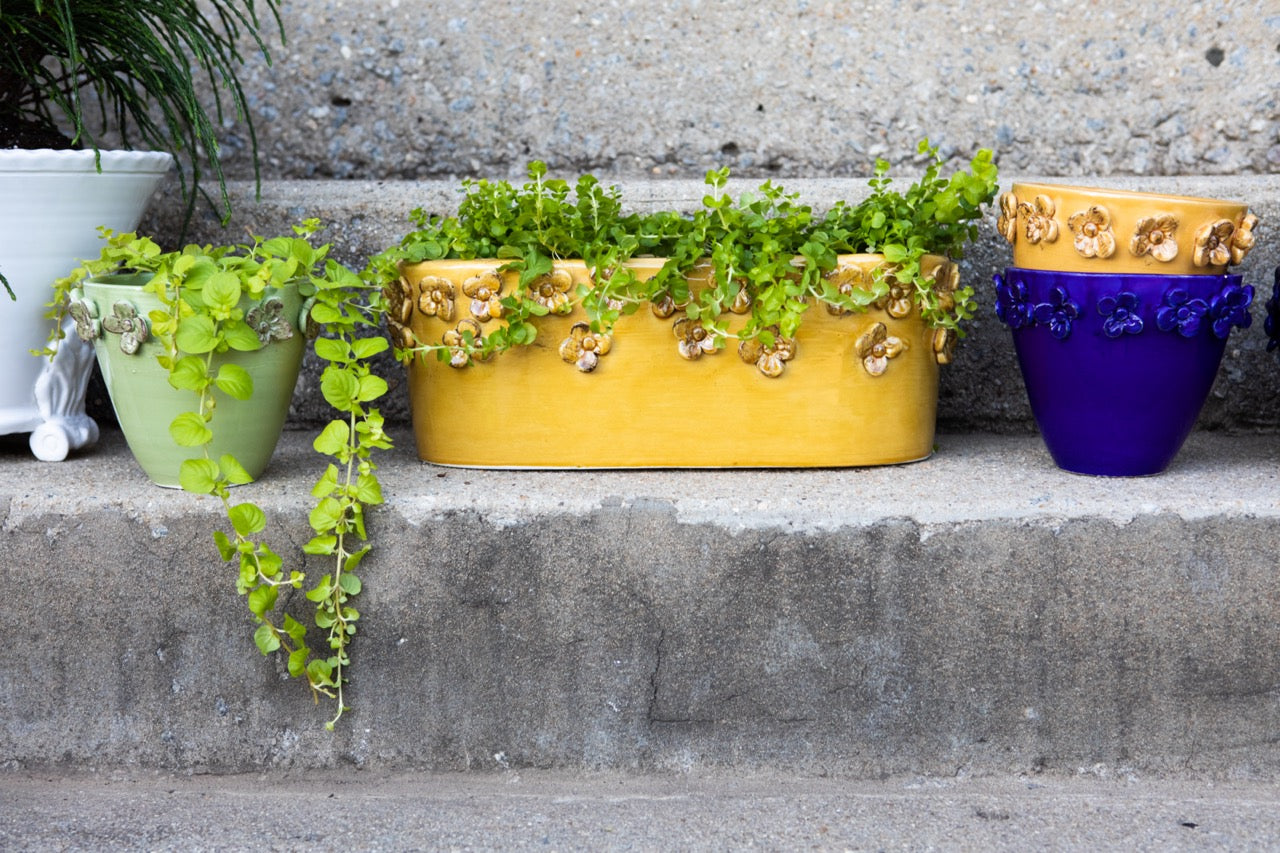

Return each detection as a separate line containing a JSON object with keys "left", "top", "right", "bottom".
{"left": 211, "top": 0, "right": 1280, "bottom": 182}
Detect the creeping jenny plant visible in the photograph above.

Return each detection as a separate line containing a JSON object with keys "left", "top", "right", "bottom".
{"left": 49, "top": 222, "right": 390, "bottom": 728}
{"left": 371, "top": 140, "right": 998, "bottom": 368}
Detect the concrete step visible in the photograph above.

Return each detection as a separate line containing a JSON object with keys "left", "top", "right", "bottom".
{"left": 5, "top": 429, "right": 1280, "bottom": 776}
{"left": 125, "top": 174, "right": 1280, "bottom": 435}
{"left": 3, "top": 768, "right": 1280, "bottom": 851}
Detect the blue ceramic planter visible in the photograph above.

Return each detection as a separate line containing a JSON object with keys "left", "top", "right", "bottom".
{"left": 995, "top": 267, "right": 1253, "bottom": 476}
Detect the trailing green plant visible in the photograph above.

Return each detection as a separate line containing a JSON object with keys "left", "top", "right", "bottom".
{"left": 369, "top": 140, "right": 997, "bottom": 365}
{"left": 0, "top": 0, "right": 283, "bottom": 226}
{"left": 49, "top": 222, "right": 391, "bottom": 728}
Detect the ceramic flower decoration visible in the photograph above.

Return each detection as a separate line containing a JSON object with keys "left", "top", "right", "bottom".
{"left": 932, "top": 327, "right": 957, "bottom": 365}
{"left": 673, "top": 318, "right": 718, "bottom": 360}
{"left": 463, "top": 271, "right": 505, "bottom": 321}
{"left": 101, "top": 301, "right": 150, "bottom": 354}
{"left": 738, "top": 329, "right": 796, "bottom": 377}
{"left": 443, "top": 318, "right": 486, "bottom": 368}
{"left": 997, "top": 192, "right": 1018, "bottom": 244}
{"left": 1067, "top": 205, "right": 1117, "bottom": 259}
{"left": 68, "top": 298, "right": 100, "bottom": 342}
{"left": 417, "top": 276, "right": 456, "bottom": 322}
{"left": 1098, "top": 292, "right": 1144, "bottom": 338}
{"left": 560, "top": 322, "right": 612, "bottom": 372}
{"left": 1019, "top": 195, "right": 1059, "bottom": 245}
{"left": 1230, "top": 213, "right": 1259, "bottom": 265}
{"left": 1129, "top": 216, "right": 1179, "bottom": 262}
{"left": 1032, "top": 285, "right": 1080, "bottom": 340}
{"left": 823, "top": 265, "right": 871, "bottom": 316}
{"left": 530, "top": 269, "right": 575, "bottom": 314}
{"left": 855, "top": 322, "right": 905, "bottom": 376}
{"left": 1155, "top": 288, "right": 1209, "bottom": 338}
{"left": 1193, "top": 220, "right": 1235, "bottom": 268}
{"left": 246, "top": 298, "right": 295, "bottom": 345}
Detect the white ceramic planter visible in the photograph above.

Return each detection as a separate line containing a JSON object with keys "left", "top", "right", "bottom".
{"left": 0, "top": 149, "right": 172, "bottom": 460}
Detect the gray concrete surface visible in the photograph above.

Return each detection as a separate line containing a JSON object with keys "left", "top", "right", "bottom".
{"left": 134, "top": 173, "right": 1280, "bottom": 434}
{"left": 201, "top": 1, "right": 1280, "bottom": 182}
{"left": 5, "top": 430, "right": 1280, "bottom": 776}
{"left": 3, "top": 769, "right": 1280, "bottom": 850}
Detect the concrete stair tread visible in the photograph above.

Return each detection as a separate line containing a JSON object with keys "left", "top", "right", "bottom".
{"left": 6, "top": 429, "right": 1279, "bottom": 529}
{"left": 3, "top": 768, "right": 1280, "bottom": 851}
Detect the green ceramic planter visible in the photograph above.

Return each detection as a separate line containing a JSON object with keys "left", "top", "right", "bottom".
{"left": 77, "top": 275, "right": 306, "bottom": 487}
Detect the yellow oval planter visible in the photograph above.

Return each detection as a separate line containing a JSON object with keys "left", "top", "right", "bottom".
{"left": 393, "top": 255, "right": 956, "bottom": 469}
{"left": 997, "top": 182, "right": 1257, "bottom": 275}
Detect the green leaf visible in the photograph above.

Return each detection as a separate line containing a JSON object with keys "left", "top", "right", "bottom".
{"left": 212, "top": 530, "right": 236, "bottom": 561}
{"left": 303, "top": 534, "right": 338, "bottom": 555}
{"left": 178, "top": 458, "right": 219, "bottom": 494}
{"left": 220, "top": 455, "right": 254, "bottom": 485}
{"left": 356, "top": 374, "right": 389, "bottom": 403}
{"left": 204, "top": 271, "right": 243, "bottom": 311}
{"left": 248, "top": 584, "right": 277, "bottom": 616}
{"left": 288, "top": 648, "right": 309, "bottom": 677}
{"left": 222, "top": 321, "right": 262, "bottom": 352}
{"left": 168, "top": 356, "right": 210, "bottom": 392}
{"left": 314, "top": 337, "right": 350, "bottom": 362}
{"left": 338, "top": 572, "right": 362, "bottom": 595}
{"left": 321, "top": 368, "right": 360, "bottom": 410}
{"left": 351, "top": 336, "right": 389, "bottom": 359}
{"left": 175, "top": 315, "right": 219, "bottom": 354}
{"left": 309, "top": 497, "right": 345, "bottom": 534}
{"left": 283, "top": 615, "right": 308, "bottom": 644}
{"left": 214, "top": 363, "right": 254, "bottom": 400}
{"left": 168, "top": 409, "right": 211, "bottom": 448}
{"left": 254, "top": 624, "right": 280, "bottom": 655}
{"left": 228, "top": 502, "right": 267, "bottom": 536}
{"left": 355, "top": 474, "right": 383, "bottom": 505}
{"left": 314, "top": 421, "right": 351, "bottom": 456}
{"left": 305, "top": 576, "right": 332, "bottom": 603}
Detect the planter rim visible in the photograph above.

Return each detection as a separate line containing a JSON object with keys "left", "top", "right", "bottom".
{"left": 0, "top": 148, "right": 173, "bottom": 175}
{"left": 1004, "top": 266, "right": 1244, "bottom": 284}
{"left": 1011, "top": 181, "right": 1246, "bottom": 209}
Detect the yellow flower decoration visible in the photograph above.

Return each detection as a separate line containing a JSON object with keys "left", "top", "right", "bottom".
{"left": 382, "top": 276, "right": 417, "bottom": 351}
{"left": 462, "top": 271, "right": 505, "bottom": 321}
{"left": 1067, "top": 205, "right": 1117, "bottom": 259}
{"left": 1193, "top": 219, "right": 1235, "bottom": 268}
{"left": 932, "top": 327, "right": 957, "bottom": 365}
{"left": 927, "top": 262, "right": 961, "bottom": 313}
{"left": 650, "top": 292, "right": 678, "bottom": 319}
{"left": 730, "top": 284, "right": 752, "bottom": 315}
{"left": 1019, "top": 195, "right": 1060, "bottom": 245}
{"left": 876, "top": 276, "right": 914, "bottom": 319}
{"left": 855, "top": 322, "right": 906, "bottom": 376}
{"left": 1230, "top": 213, "right": 1259, "bottom": 265}
{"left": 416, "top": 275, "right": 455, "bottom": 321}
{"left": 442, "top": 319, "right": 486, "bottom": 369}
{"left": 996, "top": 192, "right": 1018, "bottom": 244}
{"left": 1130, "top": 215, "right": 1179, "bottom": 263}
{"left": 738, "top": 328, "right": 796, "bottom": 378}
{"left": 530, "top": 269, "right": 575, "bottom": 314}
{"left": 823, "top": 264, "right": 871, "bottom": 316}
{"left": 559, "top": 322, "right": 612, "bottom": 372}
{"left": 674, "top": 318, "right": 718, "bottom": 360}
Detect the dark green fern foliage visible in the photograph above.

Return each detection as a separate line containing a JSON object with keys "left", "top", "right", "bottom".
{"left": 0, "top": 0, "right": 282, "bottom": 224}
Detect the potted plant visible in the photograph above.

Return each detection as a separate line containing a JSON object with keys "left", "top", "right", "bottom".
{"left": 369, "top": 141, "right": 999, "bottom": 468}
{"left": 994, "top": 183, "right": 1261, "bottom": 476}
{"left": 0, "top": 0, "right": 282, "bottom": 460}
{"left": 50, "top": 222, "right": 393, "bottom": 728}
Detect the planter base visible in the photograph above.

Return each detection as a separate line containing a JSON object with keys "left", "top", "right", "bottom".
{"left": 0, "top": 317, "right": 99, "bottom": 461}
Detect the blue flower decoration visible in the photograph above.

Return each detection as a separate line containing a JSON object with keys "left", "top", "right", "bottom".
{"left": 994, "top": 274, "right": 1033, "bottom": 330}
{"left": 1098, "top": 291, "right": 1144, "bottom": 338}
{"left": 1265, "top": 269, "right": 1280, "bottom": 353}
{"left": 1156, "top": 288, "right": 1209, "bottom": 338}
{"left": 1032, "top": 285, "right": 1080, "bottom": 340}
{"left": 1209, "top": 281, "right": 1254, "bottom": 339}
